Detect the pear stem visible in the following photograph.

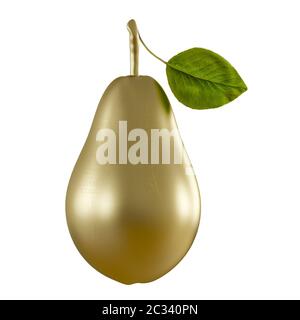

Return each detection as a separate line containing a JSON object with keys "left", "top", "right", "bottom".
{"left": 127, "top": 19, "right": 167, "bottom": 76}
{"left": 127, "top": 19, "right": 139, "bottom": 76}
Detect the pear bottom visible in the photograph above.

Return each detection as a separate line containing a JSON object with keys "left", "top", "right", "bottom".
{"left": 66, "top": 164, "right": 200, "bottom": 285}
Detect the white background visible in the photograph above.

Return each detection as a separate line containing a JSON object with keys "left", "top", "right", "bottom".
{"left": 0, "top": 0, "right": 299, "bottom": 300}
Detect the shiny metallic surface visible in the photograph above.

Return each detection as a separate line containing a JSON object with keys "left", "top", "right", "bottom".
{"left": 66, "top": 76, "right": 201, "bottom": 284}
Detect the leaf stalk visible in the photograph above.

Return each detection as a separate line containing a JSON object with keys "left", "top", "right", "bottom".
{"left": 127, "top": 19, "right": 166, "bottom": 75}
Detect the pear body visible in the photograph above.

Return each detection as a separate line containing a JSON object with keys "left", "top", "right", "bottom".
{"left": 66, "top": 76, "right": 200, "bottom": 284}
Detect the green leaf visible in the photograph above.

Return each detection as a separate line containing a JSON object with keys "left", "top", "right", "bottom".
{"left": 166, "top": 48, "right": 247, "bottom": 109}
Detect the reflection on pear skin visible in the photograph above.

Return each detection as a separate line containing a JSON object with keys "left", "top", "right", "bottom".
{"left": 66, "top": 76, "right": 201, "bottom": 284}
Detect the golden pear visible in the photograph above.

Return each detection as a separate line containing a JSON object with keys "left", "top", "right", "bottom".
{"left": 66, "top": 20, "right": 200, "bottom": 284}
